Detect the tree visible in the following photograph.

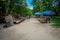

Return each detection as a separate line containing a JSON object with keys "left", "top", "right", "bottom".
{"left": 13, "top": 0, "right": 33, "bottom": 16}
{"left": 5, "top": 0, "right": 27, "bottom": 16}
{"left": 25, "top": 8, "right": 33, "bottom": 16}
{"left": 0, "top": 0, "right": 6, "bottom": 14}
{"left": 33, "top": 0, "right": 47, "bottom": 13}
{"left": 0, "top": 0, "right": 37, "bottom": 16}
{"left": 33, "top": 0, "right": 60, "bottom": 15}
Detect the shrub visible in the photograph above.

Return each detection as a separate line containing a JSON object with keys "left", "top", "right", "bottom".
{"left": 51, "top": 17, "right": 60, "bottom": 28}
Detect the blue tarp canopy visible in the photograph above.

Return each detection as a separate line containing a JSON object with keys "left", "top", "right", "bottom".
{"left": 35, "top": 12, "right": 43, "bottom": 15}
{"left": 35, "top": 10, "right": 55, "bottom": 15}
{"left": 43, "top": 10, "right": 55, "bottom": 15}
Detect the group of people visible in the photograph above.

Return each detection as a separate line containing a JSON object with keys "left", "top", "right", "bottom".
{"left": 0, "top": 13, "right": 14, "bottom": 28}
{"left": 5, "top": 14, "right": 14, "bottom": 27}
{"left": 40, "top": 15, "right": 51, "bottom": 23}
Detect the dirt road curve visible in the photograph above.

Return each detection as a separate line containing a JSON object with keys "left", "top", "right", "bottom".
{"left": 0, "top": 18, "right": 60, "bottom": 40}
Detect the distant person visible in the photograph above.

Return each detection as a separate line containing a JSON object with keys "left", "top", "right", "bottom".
{"left": 8, "top": 15, "right": 14, "bottom": 26}
{"left": 46, "top": 16, "right": 51, "bottom": 23}
{"left": 5, "top": 14, "right": 11, "bottom": 27}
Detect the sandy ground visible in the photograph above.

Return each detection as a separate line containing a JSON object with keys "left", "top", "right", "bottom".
{"left": 0, "top": 18, "right": 60, "bottom": 40}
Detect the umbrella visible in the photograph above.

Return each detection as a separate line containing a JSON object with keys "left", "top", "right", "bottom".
{"left": 35, "top": 12, "right": 43, "bottom": 15}
{"left": 43, "top": 10, "right": 55, "bottom": 15}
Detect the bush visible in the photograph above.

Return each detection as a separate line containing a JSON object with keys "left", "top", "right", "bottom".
{"left": 51, "top": 17, "right": 60, "bottom": 28}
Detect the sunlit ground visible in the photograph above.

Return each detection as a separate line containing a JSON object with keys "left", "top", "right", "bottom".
{"left": 0, "top": 18, "right": 60, "bottom": 40}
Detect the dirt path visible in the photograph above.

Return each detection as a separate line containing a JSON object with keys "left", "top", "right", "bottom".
{"left": 0, "top": 18, "right": 60, "bottom": 40}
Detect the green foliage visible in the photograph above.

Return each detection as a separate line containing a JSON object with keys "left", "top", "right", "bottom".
{"left": 25, "top": 8, "right": 33, "bottom": 16}
{"left": 33, "top": 0, "right": 44, "bottom": 12}
{"left": 0, "top": 0, "right": 60, "bottom": 16}
{"left": 51, "top": 17, "right": 60, "bottom": 23}
{"left": 3, "top": 0, "right": 33, "bottom": 16}
{"left": 51, "top": 17, "right": 60, "bottom": 28}
{"left": 33, "top": 0, "right": 60, "bottom": 15}
{"left": 0, "top": 0, "right": 6, "bottom": 13}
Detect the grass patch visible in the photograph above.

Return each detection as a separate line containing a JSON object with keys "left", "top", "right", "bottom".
{"left": 52, "top": 23, "right": 60, "bottom": 28}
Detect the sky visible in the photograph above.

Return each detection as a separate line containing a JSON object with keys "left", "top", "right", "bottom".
{"left": 26, "top": 0, "right": 33, "bottom": 10}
